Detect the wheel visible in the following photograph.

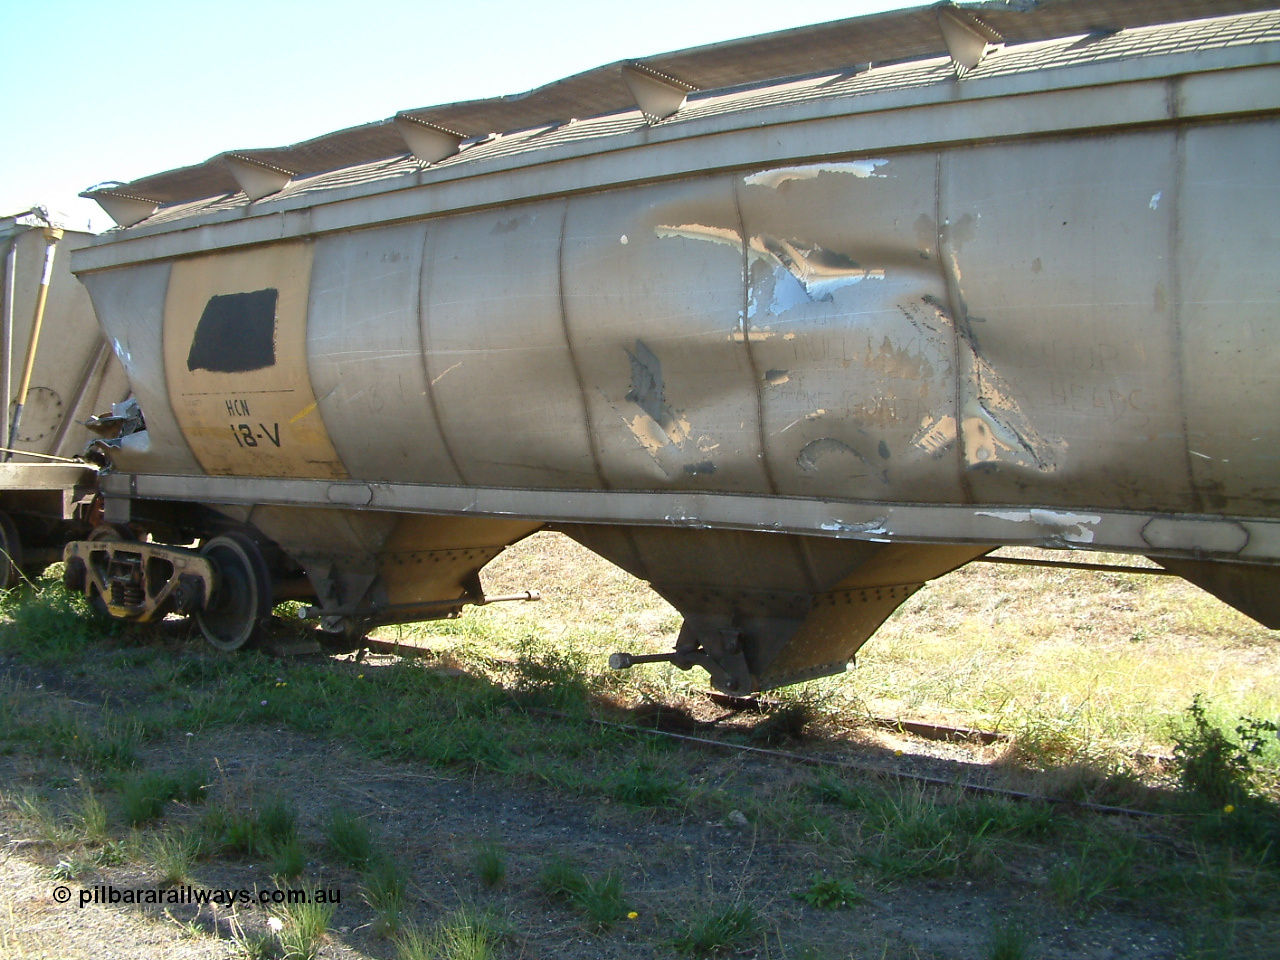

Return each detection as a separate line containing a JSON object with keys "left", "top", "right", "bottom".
{"left": 196, "top": 532, "right": 273, "bottom": 652}
{"left": 88, "top": 522, "right": 137, "bottom": 542}
{"left": 0, "top": 512, "right": 23, "bottom": 590}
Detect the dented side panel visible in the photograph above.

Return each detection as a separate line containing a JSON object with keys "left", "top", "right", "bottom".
{"left": 942, "top": 133, "right": 1191, "bottom": 511}
{"left": 562, "top": 178, "right": 771, "bottom": 491}
{"left": 80, "top": 262, "right": 202, "bottom": 475}
{"left": 737, "top": 157, "right": 963, "bottom": 502}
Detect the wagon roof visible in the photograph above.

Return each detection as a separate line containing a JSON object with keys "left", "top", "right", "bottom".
{"left": 85, "top": 0, "right": 1280, "bottom": 223}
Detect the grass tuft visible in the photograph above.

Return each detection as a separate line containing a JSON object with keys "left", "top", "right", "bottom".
{"left": 395, "top": 908, "right": 506, "bottom": 960}
{"left": 13, "top": 791, "right": 77, "bottom": 847}
{"left": 119, "top": 773, "right": 176, "bottom": 826}
{"left": 73, "top": 791, "right": 109, "bottom": 844}
{"left": 987, "top": 918, "right": 1031, "bottom": 960}
{"left": 538, "top": 857, "right": 628, "bottom": 928}
{"left": 323, "top": 807, "right": 374, "bottom": 869}
{"left": 257, "top": 798, "right": 299, "bottom": 848}
{"left": 269, "top": 837, "right": 307, "bottom": 880}
{"left": 274, "top": 889, "right": 334, "bottom": 960}
{"left": 142, "top": 826, "right": 201, "bottom": 886}
{"left": 362, "top": 853, "right": 408, "bottom": 935}
{"left": 608, "top": 759, "right": 679, "bottom": 807}
{"left": 472, "top": 840, "right": 506, "bottom": 888}
{"left": 671, "top": 901, "right": 758, "bottom": 956}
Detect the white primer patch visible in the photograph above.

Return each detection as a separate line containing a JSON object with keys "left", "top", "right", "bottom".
{"left": 744, "top": 160, "right": 890, "bottom": 189}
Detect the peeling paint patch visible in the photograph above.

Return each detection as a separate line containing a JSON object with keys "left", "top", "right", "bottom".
{"left": 912, "top": 415, "right": 957, "bottom": 456}
{"left": 744, "top": 160, "right": 890, "bottom": 189}
{"left": 975, "top": 508, "right": 1101, "bottom": 544}
{"left": 962, "top": 397, "right": 1058, "bottom": 471}
{"left": 752, "top": 235, "right": 884, "bottom": 316}
{"left": 764, "top": 369, "right": 790, "bottom": 385}
{"left": 820, "top": 517, "right": 889, "bottom": 534}
{"left": 622, "top": 340, "right": 691, "bottom": 459}
{"left": 655, "top": 223, "right": 740, "bottom": 249}
{"left": 627, "top": 412, "right": 672, "bottom": 459}
{"left": 1149, "top": 191, "right": 1162, "bottom": 210}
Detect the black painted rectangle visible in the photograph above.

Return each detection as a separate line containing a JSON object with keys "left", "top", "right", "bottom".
{"left": 187, "top": 288, "right": 278, "bottom": 374}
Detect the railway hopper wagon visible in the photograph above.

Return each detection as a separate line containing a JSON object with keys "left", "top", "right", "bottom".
{"left": 0, "top": 211, "right": 129, "bottom": 587}
{"left": 67, "top": 1, "right": 1280, "bottom": 692}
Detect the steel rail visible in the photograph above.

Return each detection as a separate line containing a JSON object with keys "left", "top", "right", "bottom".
{"left": 528, "top": 706, "right": 1167, "bottom": 819}
{"left": 973, "top": 556, "right": 1177, "bottom": 576}
{"left": 343, "top": 640, "right": 1168, "bottom": 817}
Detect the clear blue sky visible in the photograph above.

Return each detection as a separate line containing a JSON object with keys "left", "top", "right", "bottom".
{"left": 1, "top": 0, "right": 915, "bottom": 231}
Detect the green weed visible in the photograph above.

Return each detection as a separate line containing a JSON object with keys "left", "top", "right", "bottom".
{"left": 173, "top": 767, "right": 210, "bottom": 804}
{"left": 795, "top": 875, "right": 862, "bottom": 909}
{"left": 539, "top": 856, "right": 586, "bottom": 900}
{"left": 810, "top": 774, "right": 875, "bottom": 811}
{"left": 257, "top": 798, "right": 299, "bottom": 848}
{"left": 48, "top": 712, "right": 141, "bottom": 771}
{"left": 270, "top": 837, "right": 307, "bottom": 880}
{"left": 1047, "top": 839, "right": 1137, "bottom": 914}
{"left": 0, "top": 584, "right": 113, "bottom": 664}
{"left": 48, "top": 855, "right": 94, "bottom": 881}
{"left": 1173, "top": 695, "right": 1278, "bottom": 806}
{"left": 119, "top": 773, "right": 177, "bottom": 826}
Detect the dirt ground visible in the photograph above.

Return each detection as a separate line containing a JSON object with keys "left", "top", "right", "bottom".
{"left": 1, "top": 532, "right": 1276, "bottom": 959}
{"left": 0, "top": 651, "right": 1211, "bottom": 960}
